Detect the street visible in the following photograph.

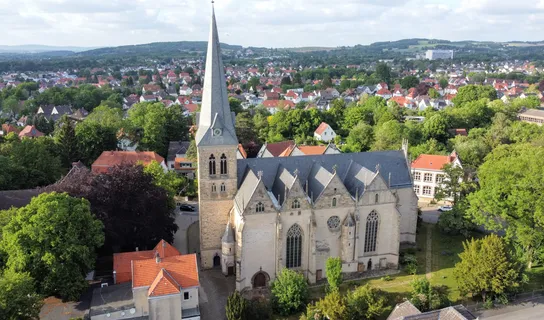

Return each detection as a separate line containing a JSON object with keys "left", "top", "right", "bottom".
{"left": 420, "top": 206, "right": 442, "bottom": 224}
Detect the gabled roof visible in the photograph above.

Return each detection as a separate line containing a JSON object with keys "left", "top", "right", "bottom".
{"left": 167, "top": 141, "right": 191, "bottom": 162}
{"left": 92, "top": 151, "right": 164, "bottom": 173}
{"left": 18, "top": 125, "right": 44, "bottom": 138}
{"left": 411, "top": 152, "right": 458, "bottom": 171}
{"left": 148, "top": 269, "right": 181, "bottom": 297}
{"left": 387, "top": 301, "right": 421, "bottom": 320}
{"left": 265, "top": 140, "right": 296, "bottom": 157}
{"left": 297, "top": 145, "right": 329, "bottom": 156}
{"left": 132, "top": 254, "right": 199, "bottom": 290}
{"left": 314, "top": 122, "right": 330, "bottom": 135}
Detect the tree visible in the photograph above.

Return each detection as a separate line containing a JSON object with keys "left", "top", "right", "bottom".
{"left": 247, "top": 77, "right": 260, "bottom": 92}
{"left": 375, "top": 63, "right": 391, "bottom": 84}
{"left": 75, "top": 121, "right": 118, "bottom": 165}
{"left": 281, "top": 76, "right": 292, "bottom": 86}
{"left": 46, "top": 164, "right": 178, "bottom": 253}
{"left": 322, "top": 75, "right": 333, "bottom": 88}
{"left": 54, "top": 115, "right": 80, "bottom": 167}
{"left": 434, "top": 163, "right": 465, "bottom": 204}
{"left": 452, "top": 85, "right": 497, "bottom": 106}
{"left": 229, "top": 97, "right": 244, "bottom": 114}
{"left": 467, "top": 144, "right": 544, "bottom": 268}
{"left": 326, "top": 257, "right": 342, "bottom": 292}
{"left": 439, "top": 78, "right": 449, "bottom": 90}
{"left": 372, "top": 120, "right": 405, "bottom": 151}
{"left": 345, "top": 284, "right": 390, "bottom": 320}
{"left": 400, "top": 76, "right": 419, "bottom": 89}
{"left": 437, "top": 203, "right": 476, "bottom": 237}
{"left": 423, "top": 113, "right": 449, "bottom": 143}
{"left": 428, "top": 88, "right": 440, "bottom": 99}
{"left": 271, "top": 268, "right": 308, "bottom": 316}
{"left": 84, "top": 105, "right": 125, "bottom": 130}
{"left": 226, "top": 291, "right": 248, "bottom": 320}
{"left": 345, "top": 122, "right": 374, "bottom": 152}
{"left": 143, "top": 161, "right": 189, "bottom": 201}
{"left": 409, "top": 277, "right": 449, "bottom": 312}
{"left": 1, "top": 192, "right": 104, "bottom": 300}
{"left": 414, "top": 83, "right": 430, "bottom": 97}
{"left": 236, "top": 112, "right": 258, "bottom": 144}
{"left": 309, "top": 290, "right": 346, "bottom": 320}
{"left": 0, "top": 270, "right": 42, "bottom": 320}
{"left": 454, "top": 234, "right": 525, "bottom": 302}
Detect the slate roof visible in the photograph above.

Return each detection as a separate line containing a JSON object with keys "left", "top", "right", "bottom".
{"left": 0, "top": 189, "right": 40, "bottom": 210}
{"left": 167, "top": 141, "right": 191, "bottom": 162}
{"left": 236, "top": 150, "right": 412, "bottom": 206}
{"left": 387, "top": 301, "right": 476, "bottom": 320}
{"left": 89, "top": 282, "right": 134, "bottom": 317}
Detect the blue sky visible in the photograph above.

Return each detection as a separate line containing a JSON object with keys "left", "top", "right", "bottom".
{"left": 1, "top": 0, "right": 543, "bottom": 48}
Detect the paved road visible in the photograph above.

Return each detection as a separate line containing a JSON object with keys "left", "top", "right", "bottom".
{"left": 420, "top": 206, "right": 441, "bottom": 224}
{"left": 477, "top": 296, "right": 544, "bottom": 319}
{"left": 173, "top": 201, "right": 199, "bottom": 255}
{"left": 199, "top": 269, "right": 236, "bottom": 320}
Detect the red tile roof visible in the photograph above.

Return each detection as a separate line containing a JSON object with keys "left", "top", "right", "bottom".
{"left": 18, "top": 125, "right": 44, "bottom": 138}
{"left": 132, "top": 254, "right": 199, "bottom": 290}
{"left": 297, "top": 145, "right": 328, "bottom": 155}
{"left": 262, "top": 100, "right": 295, "bottom": 109}
{"left": 113, "top": 240, "right": 180, "bottom": 284}
{"left": 266, "top": 140, "right": 295, "bottom": 157}
{"left": 148, "top": 269, "right": 181, "bottom": 297}
{"left": 92, "top": 151, "right": 164, "bottom": 174}
{"left": 1, "top": 124, "right": 19, "bottom": 135}
{"left": 314, "top": 122, "right": 330, "bottom": 135}
{"left": 238, "top": 144, "right": 247, "bottom": 159}
{"left": 411, "top": 152, "right": 458, "bottom": 171}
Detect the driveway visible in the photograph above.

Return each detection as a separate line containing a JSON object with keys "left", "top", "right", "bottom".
{"left": 420, "top": 206, "right": 441, "bottom": 224}
{"left": 173, "top": 201, "right": 199, "bottom": 255}
{"left": 199, "top": 268, "right": 236, "bottom": 320}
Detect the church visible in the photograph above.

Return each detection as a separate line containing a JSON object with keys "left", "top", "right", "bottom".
{"left": 195, "top": 7, "right": 418, "bottom": 291}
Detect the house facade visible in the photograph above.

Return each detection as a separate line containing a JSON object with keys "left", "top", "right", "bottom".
{"left": 411, "top": 151, "right": 461, "bottom": 201}
{"left": 314, "top": 122, "right": 337, "bottom": 142}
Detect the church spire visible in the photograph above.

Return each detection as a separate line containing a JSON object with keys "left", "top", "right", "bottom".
{"left": 196, "top": 5, "right": 238, "bottom": 147}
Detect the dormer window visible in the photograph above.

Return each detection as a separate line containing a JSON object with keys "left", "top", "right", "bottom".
{"left": 291, "top": 199, "right": 300, "bottom": 209}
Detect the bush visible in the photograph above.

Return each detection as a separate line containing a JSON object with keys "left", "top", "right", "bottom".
{"left": 310, "top": 290, "right": 346, "bottom": 320}
{"left": 405, "top": 263, "right": 418, "bottom": 275}
{"left": 400, "top": 253, "right": 417, "bottom": 265}
{"left": 381, "top": 275, "right": 393, "bottom": 281}
{"left": 326, "top": 257, "right": 343, "bottom": 292}
{"left": 437, "top": 205, "right": 475, "bottom": 237}
{"left": 226, "top": 291, "right": 248, "bottom": 320}
{"left": 247, "top": 298, "right": 272, "bottom": 319}
{"left": 345, "top": 284, "right": 390, "bottom": 319}
{"left": 409, "top": 277, "right": 450, "bottom": 311}
{"left": 271, "top": 269, "right": 309, "bottom": 316}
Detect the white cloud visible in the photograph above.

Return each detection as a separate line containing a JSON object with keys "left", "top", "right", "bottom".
{"left": 0, "top": 0, "right": 543, "bottom": 48}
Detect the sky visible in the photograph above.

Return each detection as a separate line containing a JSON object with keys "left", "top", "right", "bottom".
{"left": 1, "top": 0, "right": 544, "bottom": 48}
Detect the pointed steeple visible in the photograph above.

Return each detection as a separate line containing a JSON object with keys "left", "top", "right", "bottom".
{"left": 196, "top": 6, "right": 238, "bottom": 147}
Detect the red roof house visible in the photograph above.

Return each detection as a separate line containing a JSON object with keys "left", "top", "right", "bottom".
{"left": 91, "top": 151, "right": 165, "bottom": 174}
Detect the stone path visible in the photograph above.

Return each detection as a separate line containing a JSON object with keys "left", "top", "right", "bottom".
{"left": 425, "top": 226, "right": 433, "bottom": 279}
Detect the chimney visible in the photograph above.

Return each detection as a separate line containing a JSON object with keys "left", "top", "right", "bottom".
{"left": 135, "top": 247, "right": 139, "bottom": 252}
{"left": 155, "top": 251, "right": 161, "bottom": 264}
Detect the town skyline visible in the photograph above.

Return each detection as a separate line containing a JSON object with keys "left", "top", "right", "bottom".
{"left": 1, "top": 0, "right": 544, "bottom": 48}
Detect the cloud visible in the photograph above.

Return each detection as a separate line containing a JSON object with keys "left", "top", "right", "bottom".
{"left": 0, "top": 0, "right": 543, "bottom": 48}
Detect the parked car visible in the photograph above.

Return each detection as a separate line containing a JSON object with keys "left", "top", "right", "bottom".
{"left": 438, "top": 205, "right": 453, "bottom": 212}
{"left": 179, "top": 204, "right": 196, "bottom": 212}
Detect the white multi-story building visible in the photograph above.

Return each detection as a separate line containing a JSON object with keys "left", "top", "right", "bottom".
{"left": 425, "top": 50, "right": 454, "bottom": 60}
{"left": 411, "top": 151, "right": 461, "bottom": 201}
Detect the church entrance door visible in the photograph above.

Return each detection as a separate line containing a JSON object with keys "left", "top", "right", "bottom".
{"left": 228, "top": 266, "right": 235, "bottom": 276}
{"left": 367, "top": 259, "right": 373, "bottom": 271}
{"left": 253, "top": 272, "right": 266, "bottom": 288}
{"left": 213, "top": 255, "right": 221, "bottom": 268}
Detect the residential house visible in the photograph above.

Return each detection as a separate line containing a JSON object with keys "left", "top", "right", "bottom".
{"left": 140, "top": 95, "right": 158, "bottom": 103}
{"left": 517, "top": 108, "right": 544, "bottom": 126}
{"left": 37, "top": 105, "right": 73, "bottom": 122}
{"left": 91, "top": 151, "right": 166, "bottom": 174}
{"left": 387, "top": 301, "right": 476, "bottom": 320}
{"left": 279, "top": 144, "right": 341, "bottom": 157}
{"left": 313, "top": 122, "right": 337, "bottom": 142}
{"left": 167, "top": 141, "right": 196, "bottom": 178}
{"left": 411, "top": 151, "right": 462, "bottom": 202}
{"left": 179, "top": 85, "right": 193, "bottom": 96}
{"left": 263, "top": 90, "right": 280, "bottom": 100}
{"left": 448, "top": 128, "right": 468, "bottom": 137}
{"left": 0, "top": 123, "right": 19, "bottom": 136}
{"left": 376, "top": 82, "right": 388, "bottom": 91}
{"left": 262, "top": 100, "right": 295, "bottom": 114}
{"left": 18, "top": 125, "right": 44, "bottom": 138}
{"left": 376, "top": 88, "right": 392, "bottom": 100}
{"left": 256, "top": 140, "right": 296, "bottom": 158}
{"left": 123, "top": 94, "right": 140, "bottom": 110}
{"left": 89, "top": 240, "right": 200, "bottom": 320}
{"left": 142, "top": 84, "right": 162, "bottom": 95}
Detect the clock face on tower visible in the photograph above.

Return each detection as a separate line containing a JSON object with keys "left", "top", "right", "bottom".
{"left": 213, "top": 128, "right": 223, "bottom": 136}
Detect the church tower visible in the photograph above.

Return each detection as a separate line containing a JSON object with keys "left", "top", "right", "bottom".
{"left": 196, "top": 6, "right": 239, "bottom": 269}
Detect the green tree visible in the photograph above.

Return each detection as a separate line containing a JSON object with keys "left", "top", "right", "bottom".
{"left": 54, "top": 115, "right": 80, "bottom": 167}
{"left": 271, "top": 268, "right": 308, "bottom": 316}
{"left": 434, "top": 163, "right": 465, "bottom": 204}
{"left": 375, "top": 63, "right": 391, "bottom": 84}
{"left": 428, "top": 88, "right": 440, "bottom": 99}
{"left": 452, "top": 85, "right": 497, "bottom": 106}
{"left": 84, "top": 105, "right": 125, "bottom": 131}
{"left": 326, "top": 257, "right": 342, "bottom": 292}
{"left": 439, "top": 78, "right": 449, "bottom": 90}
{"left": 236, "top": 112, "right": 258, "bottom": 144}
{"left": 247, "top": 77, "right": 260, "bottom": 92}
{"left": 322, "top": 75, "right": 333, "bottom": 88}
{"left": 229, "top": 97, "right": 244, "bottom": 114}
{"left": 345, "top": 122, "right": 374, "bottom": 152}
{"left": 226, "top": 291, "right": 248, "bottom": 320}
{"left": 409, "top": 277, "right": 449, "bottom": 312}
{"left": 128, "top": 102, "right": 172, "bottom": 156}
{"left": 372, "top": 120, "right": 405, "bottom": 151}
{"left": 423, "top": 113, "right": 449, "bottom": 143}
{"left": 437, "top": 202, "right": 476, "bottom": 237}
{"left": 408, "top": 139, "right": 446, "bottom": 160}
{"left": 467, "top": 144, "right": 544, "bottom": 268}
{"left": 0, "top": 270, "right": 42, "bottom": 320}
{"left": 309, "top": 290, "right": 346, "bottom": 320}
{"left": 345, "top": 284, "right": 390, "bottom": 320}
{"left": 454, "top": 234, "right": 525, "bottom": 302}
{"left": 1, "top": 192, "right": 104, "bottom": 300}
{"left": 143, "top": 161, "right": 189, "bottom": 201}
{"left": 75, "top": 121, "right": 118, "bottom": 165}
{"left": 400, "top": 76, "right": 419, "bottom": 89}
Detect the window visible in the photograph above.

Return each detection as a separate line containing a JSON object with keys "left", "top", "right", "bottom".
{"left": 184, "top": 292, "right": 189, "bottom": 300}
{"left": 364, "top": 211, "right": 379, "bottom": 253}
{"left": 212, "top": 183, "right": 217, "bottom": 193}
{"left": 291, "top": 199, "right": 300, "bottom": 209}
{"left": 286, "top": 224, "right": 302, "bottom": 268}
{"left": 424, "top": 173, "right": 433, "bottom": 182}
{"left": 375, "top": 193, "right": 379, "bottom": 204}
{"left": 170, "top": 164, "right": 174, "bottom": 169}
{"left": 414, "top": 185, "right": 420, "bottom": 194}
{"left": 327, "top": 216, "right": 341, "bottom": 231}
{"left": 423, "top": 186, "right": 432, "bottom": 195}
{"left": 256, "top": 202, "right": 265, "bottom": 213}
{"left": 436, "top": 174, "right": 444, "bottom": 183}
{"left": 220, "top": 183, "right": 226, "bottom": 192}
{"left": 220, "top": 153, "right": 228, "bottom": 175}
{"left": 413, "top": 172, "right": 421, "bottom": 181}
{"left": 209, "top": 154, "right": 216, "bottom": 175}
{"left": 332, "top": 198, "right": 337, "bottom": 207}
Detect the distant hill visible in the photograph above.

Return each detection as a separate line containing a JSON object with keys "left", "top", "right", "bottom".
{"left": 0, "top": 44, "right": 96, "bottom": 53}
{"left": 76, "top": 41, "right": 244, "bottom": 57}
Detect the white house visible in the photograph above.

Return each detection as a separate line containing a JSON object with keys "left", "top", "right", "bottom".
{"left": 314, "top": 122, "right": 337, "bottom": 142}
{"left": 411, "top": 151, "right": 462, "bottom": 202}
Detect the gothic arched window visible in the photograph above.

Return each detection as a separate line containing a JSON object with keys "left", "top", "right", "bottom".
{"left": 220, "top": 183, "right": 226, "bottom": 192}
{"left": 332, "top": 197, "right": 337, "bottom": 207}
{"left": 209, "top": 154, "right": 216, "bottom": 175}
{"left": 220, "top": 154, "right": 228, "bottom": 175}
{"left": 211, "top": 183, "right": 217, "bottom": 193}
{"left": 291, "top": 199, "right": 300, "bottom": 209}
{"left": 256, "top": 202, "right": 265, "bottom": 213}
{"left": 364, "top": 211, "right": 379, "bottom": 253}
{"left": 375, "top": 193, "right": 379, "bottom": 204}
{"left": 286, "top": 224, "right": 303, "bottom": 268}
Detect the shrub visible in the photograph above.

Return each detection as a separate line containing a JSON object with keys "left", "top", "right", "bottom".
{"left": 247, "top": 298, "right": 272, "bottom": 319}
{"left": 381, "top": 275, "right": 393, "bottom": 281}
{"left": 437, "top": 205, "right": 475, "bottom": 237}
{"left": 226, "top": 291, "right": 248, "bottom": 320}
{"left": 405, "top": 263, "right": 418, "bottom": 275}
{"left": 345, "top": 284, "right": 390, "bottom": 319}
{"left": 326, "top": 257, "right": 343, "bottom": 292}
{"left": 271, "top": 269, "right": 308, "bottom": 316}
{"left": 409, "top": 277, "right": 450, "bottom": 311}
